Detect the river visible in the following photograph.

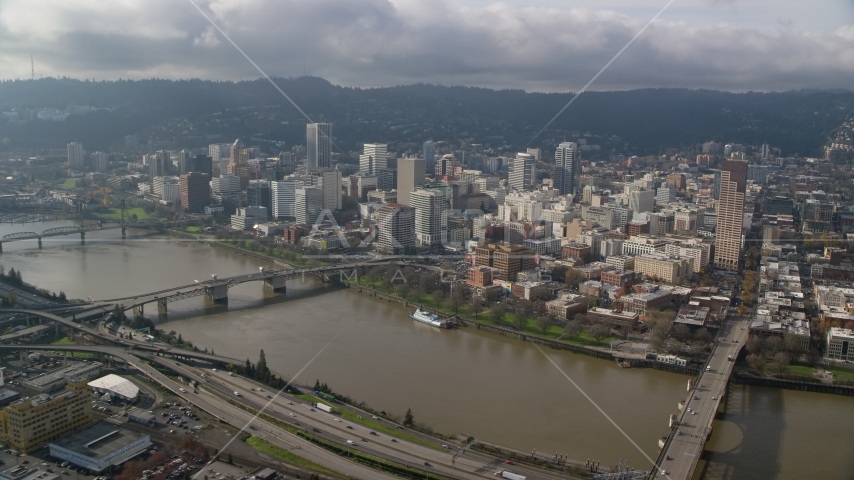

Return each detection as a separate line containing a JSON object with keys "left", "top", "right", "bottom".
{"left": 0, "top": 223, "right": 851, "bottom": 477}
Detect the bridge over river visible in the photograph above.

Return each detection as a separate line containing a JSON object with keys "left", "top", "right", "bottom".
{"left": 648, "top": 312, "right": 750, "bottom": 480}
{"left": 0, "top": 218, "right": 165, "bottom": 251}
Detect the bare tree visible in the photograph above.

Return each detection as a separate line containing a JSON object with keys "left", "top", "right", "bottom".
{"left": 694, "top": 327, "right": 712, "bottom": 344}
{"left": 470, "top": 297, "right": 486, "bottom": 319}
{"left": 489, "top": 304, "right": 505, "bottom": 325}
{"left": 672, "top": 323, "right": 691, "bottom": 341}
{"left": 563, "top": 320, "right": 581, "bottom": 339}
{"left": 535, "top": 316, "right": 551, "bottom": 335}
{"left": 588, "top": 324, "right": 610, "bottom": 344}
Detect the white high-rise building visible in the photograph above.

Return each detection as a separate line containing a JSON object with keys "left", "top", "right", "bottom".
{"left": 411, "top": 189, "right": 447, "bottom": 247}
{"left": 508, "top": 153, "right": 535, "bottom": 192}
{"left": 67, "top": 142, "right": 84, "bottom": 170}
{"left": 360, "top": 143, "right": 388, "bottom": 175}
{"left": 271, "top": 180, "right": 304, "bottom": 219}
{"left": 715, "top": 160, "right": 748, "bottom": 271}
{"left": 375, "top": 204, "right": 415, "bottom": 254}
{"left": 555, "top": 142, "right": 579, "bottom": 197}
{"left": 295, "top": 187, "right": 323, "bottom": 224}
{"left": 92, "top": 151, "right": 108, "bottom": 172}
{"left": 306, "top": 123, "right": 332, "bottom": 169}
{"left": 210, "top": 174, "right": 241, "bottom": 198}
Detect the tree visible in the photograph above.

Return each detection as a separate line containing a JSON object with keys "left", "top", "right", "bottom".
{"left": 431, "top": 289, "right": 445, "bottom": 308}
{"left": 588, "top": 324, "right": 610, "bottom": 344}
{"left": 765, "top": 336, "right": 783, "bottom": 355}
{"left": 449, "top": 287, "right": 466, "bottom": 314}
{"left": 573, "top": 313, "right": 589, "bottom": 326}
{"left": 513, "top": 303, "right": 532, "bottom": 330}
{"left": 257, "top": 349, "right": 269, "bottom": 382}
{"left": 694, "top": 327, "right": 712, "bottom": 344}
{"left": 470, "top": 297, "right": 486, "bottom": 319}
{"left": 535, "top": 316, "right": 551, "bottom": 335}
{"left": 746, "top": 353, "right": 765, "bottom": 371}
{"left": 772, "top": 352, "right": 791, "bottom": 375}
{"left": 745, "top": 336, "right": 762, "bottom": 354}
{"left": 741, "top": 290, "right": 753, "bottom": 306}
{"left": 403, "top": 408, "right": 414, "bottom": 427}
{"left": 564, "top": 269, "right": 585, "bottom": 289}
{"left": 395, "top": 281, "right": 410, "bottom": 299}
{"left": 6, "top": 292, "right": 15, "bottom": 306}
{"left": 564, "top": 320, "right": 581, "bottom": 339}
{"left": 489, "top": 304, "right": 505, "bottom": 325}
{"left": 738, "top": 305, "right": 748, "bottom": 315}
{"left": 672, "top": 324, "right": 691, "bottom": 341}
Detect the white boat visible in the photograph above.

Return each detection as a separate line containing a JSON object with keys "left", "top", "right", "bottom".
{"left": 409, "top": 307, "right": 456, "bottom": 329}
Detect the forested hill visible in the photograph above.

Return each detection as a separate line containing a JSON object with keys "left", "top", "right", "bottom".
{"left": 0, "top": 76, "right": 850, "bottom": 156}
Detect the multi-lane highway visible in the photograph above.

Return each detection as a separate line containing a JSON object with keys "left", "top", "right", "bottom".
{"left": 650, "top": 313, "right": 750, "bottom": 479}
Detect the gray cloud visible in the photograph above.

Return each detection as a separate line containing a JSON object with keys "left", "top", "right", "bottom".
{"left": 0, "top": 0, "right": 851, "bottom": 92}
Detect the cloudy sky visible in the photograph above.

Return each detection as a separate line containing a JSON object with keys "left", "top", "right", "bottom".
{"left": 0, "top": 0, "right": 852, "bottom": 92}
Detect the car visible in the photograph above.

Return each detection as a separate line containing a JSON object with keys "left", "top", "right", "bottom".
{"left": 170, "top": 430, "right": 176, "bottom": 433}
{"left": 370, "top": 431, "right": 378, "bottom": 436}
{"left": 442, "top": 444, "right": 449, "bottom": 449}
{"left": 424, "top": 462, "right": 431, "bottom": 467}
{"left": 391, "top": 439, "right": 398, "bottom": 443}
{"left": 346, "top": 425, "right": 354, "bottom": 429}
{"left": 333, "top": 418, "right": 341, "bottom": 422}
{"left": 313, "top": 428, "right": 321, "bottom": 433}
{"left": 346, "top": 440, "right": 355, "bottom": 445}
{"left": 289, "top": 413, "right": 296, "bottom": 417}
{"left": 505, "top": 460, "right": 514, "bottom": 465}
{"left": 361, "top": 438, "right": 367, "bottom": 442}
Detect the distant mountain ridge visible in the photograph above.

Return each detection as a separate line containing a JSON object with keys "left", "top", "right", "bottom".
{"left": 0, "top": 76, "right": 849, "bottom": 156}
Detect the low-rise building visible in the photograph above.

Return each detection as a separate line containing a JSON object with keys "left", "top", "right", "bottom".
{"left": 511, "top": 281, "right": 550, "bottom": 301}
{"left": 586, "top": 307, "right": 639, "bottom": 329}
{"left": 22, "top": 361, "right": 102, "bottom": 393}
{"left": 48, "top": 422, "right": 152, "bottom": 472}
{"left": 600, "top": 270, "right": 642, "bottom": 290}
{"left": 634, "top": 252, "right": 694, "bottom": 284}
{"left": 616, "top": 291, "right": 673, "bottom": 317}
{"left": 826, "top": 327, "right": 854, "bottom": 362}
{"left": 87, "top": 375, "right": 140, "bottom": 403}
{"left": 545, "top": 299, "right": 586, "bottom": 320}
{"left": 605, "top": 255, "right": 634, "bottom": 272}
{"left": 673, "top": 307, "right": 711, "bottom": 328}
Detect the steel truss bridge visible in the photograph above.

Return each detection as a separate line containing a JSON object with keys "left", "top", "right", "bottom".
{"left": 0, "top": 219, "right": 165, "bottom": 251}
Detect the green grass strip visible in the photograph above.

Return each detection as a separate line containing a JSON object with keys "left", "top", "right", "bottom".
{"left": 294, "top": 394, "right": 441, "bottom": 451}
{"left": 226, "top": 400, "right": 452, "bottom": 480}
{"left": 246, "top": 436, "right": 344, "bottom": 477}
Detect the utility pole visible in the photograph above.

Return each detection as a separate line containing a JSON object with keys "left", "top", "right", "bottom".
{"left": 30, "top": 54, "right": 34, "bottom": 81}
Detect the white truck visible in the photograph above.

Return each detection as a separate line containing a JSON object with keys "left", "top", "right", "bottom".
{"left": 315, "top": 403, "right": 333, "bottom": 413}
{"left": 494, "top": 471, "right": 526, "bottom": 480}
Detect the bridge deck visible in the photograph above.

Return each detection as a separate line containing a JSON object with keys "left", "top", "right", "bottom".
{"left": 649, "top": 314, "right": 750, "bottom": 480}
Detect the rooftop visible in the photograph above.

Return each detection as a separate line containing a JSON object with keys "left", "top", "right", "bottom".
{"left": 828, "top": 328, "right": 854, "bottom": 340}
{"left": 88, "top": 375, "right": 139, "bottom": 399}
{"left": 50, "top": 422, "right": 149, "bottom": 462}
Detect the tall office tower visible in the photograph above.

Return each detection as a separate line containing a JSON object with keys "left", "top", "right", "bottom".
{"left": 150, "top": 150, "right": 169, "bottom": 178}
{"left": 92, "top": 151, "right": 108, "bottom": 172}
{"left": 180, "top": 172, "right": 211, "bottom": 213}
{"left": 375, "top": 204, "right": 416, "bottom": 254}
{"left": 629, "top": 189, "right": 655, "bottom": 213}
{"left": 177, "top": 150, "right": 191, "bottom": 173}
{"left": 271, "top": 180, "right": 303, "bottom": 219}
{"left": 208, "top": 143, "right": 231, "bottom": 175}
{"left": 554, "top": 142, "right": 579, "bottom": 196}
{"left": 307, "top": 168, "right": 341, "bottom": 210}
{"left": 360, "top": 143, "right": 387, "bottom": 175}
{"left": 714, "top": 159, "right": 748, "bottom": 271}
{"left": 210, "top": 174, "right": 241, "bottom": 198}
{"left": 295, "top": 187, "right": 323, "bottom": 224}
{"left": 306, "top": 123, "right": 332, "bottom": 169}
{"left": 411, "top": 188, "right": 447, "bottom": 247}
{"left": 712, "top": 170, "right": 722, "bottom": 200}
{"left": 435, "top": 154, "right": 455, "bottom": 177}
{"left": 397, "top": 157, "right": 426, "bottom": 206}
{"left": 67, "top": 142, "right": 84, "bottom": 170}
{"left": 247, "top": 179, "right": 272, "bottom": 214}
{"left": 184, "top": 154, "right": 213, "bottom": 177}
{"left": 508, "top": 153, "right": 535, "bottom": 192}
{"left": 423, "top": 140, "right": 436, "bottom": 172}
{"left": 377, "top": 168, "right": 397, "bottom": 191}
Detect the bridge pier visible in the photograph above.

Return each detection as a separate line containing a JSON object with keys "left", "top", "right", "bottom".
{"left": 206, "top": 284, "right": 228, "bottom": 304}
{"left": 37, "top": 237, "right": 42, "bottom": 248}
{"left": 121, "top": 227, "right": 126, "bottom": 239}
{"left": 80, "top": 231, "right": 85, "bottom": 243}
{"left": 134, "top": 304, "right": 144, "bottom": 317}
{"left": 157, "top": 298, "right": 168, "bottom": 315}
{"left": 0, "top": 242, "right": 3, "bottom": 253}
{"left": 264, "top": 276, "right": 287, "bottom": 293}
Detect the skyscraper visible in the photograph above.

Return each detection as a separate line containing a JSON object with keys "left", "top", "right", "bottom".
{"left": 177, "top": 150, "right": 191, "bottom": 174}
{"left": 397, "top": 158, "right": 426, "bottom": 207}
{"left": 375, "top": 204, "right": 415, "bottom": 254}
{"left": 714, "top": 159, "right": 748, "bottom": 271}
{"left": 423, "top": 140, "right": 436, "bottom": 172}
{"left": 247, "top": 179, "right": 272, "bottom": 215}
{"left": 360, "top": 143, "right": 387, "bottom": 175}
{"left": 271, "top": 180, "right": 303, "bottom": 219}
{"left": 208, "top": 143, "right": 231, "bottom": 175}
{"left": 306, "top": 123, "right": 332, "bottom": 169}
{"left": 92, "top": 151, "right": 108, "bottom": 172}
{"left": 67, "top": 142, "right": 84, "bottom": 170}
{"left": 180, "top": 172, "right": 211, "bottom": 213}
{"left": 411, "top": 188, "right": 447, "bottom": 247}
{"left": 150, "top": 150, "right": 169, "bottom": 178}
{"left": 508, "top": 153, "right": 535, "bottom": 192}
{"left": 295, "top": 187, "right": 323, "bottom": 224}
{"left": 307, "top": 169, "right": 342, "bottom": 210}
{"left": 184, "top": 154, "right": 213, "bottom": 177}
{"left": 629, "top": 189, "right": 655, "bottom": 214}
{"left": 554, "top": 142, "right": 578, "bottom": 196}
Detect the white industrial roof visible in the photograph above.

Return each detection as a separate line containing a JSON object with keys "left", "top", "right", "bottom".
{"left": 87, "top": 374, "right": 139, "bottom": 400}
